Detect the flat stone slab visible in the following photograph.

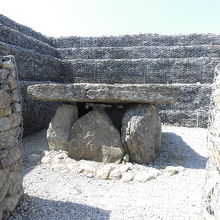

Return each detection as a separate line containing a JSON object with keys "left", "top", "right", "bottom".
{"left": 27, "top": 83, "right": 178, "bottom": 104}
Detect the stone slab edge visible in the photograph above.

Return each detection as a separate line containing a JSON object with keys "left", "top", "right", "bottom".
{"left": 27, "top": 83, "right": 179, "bottom": 104}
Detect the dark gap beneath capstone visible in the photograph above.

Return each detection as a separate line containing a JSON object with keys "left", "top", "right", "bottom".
{"left": 77, "top": 102, "right": 134, "bottom": 133}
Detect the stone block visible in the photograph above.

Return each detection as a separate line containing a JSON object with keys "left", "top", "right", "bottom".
{"left": 0, "top": 117, "right": 12, "bottom": 132}
{"left": 0, "top": 107, "right": 12, "bottom": 118}
{"left": 10, "top": 113, "right": 22, "bottom": 128}
{"left": 0, "top": 179, "right": 10, "bottom": 202}
{"left": 121, "top": 104, "right": 161, "bottom": 164}
{"left": 0, "top": 168, "right": 9, "bottom": 189}
{"left": 12, "top": 103, "right": 21, "bottom": 113}
{"left": 8, "top": 75, "right": 17, "bottom": 90}
{"left": 0, "top": 127, "right": 21, "bottom": 149}
{"left": 47, "top": 104, "right": 78, "bottom": 151}
{"left": 8, "top": 171, "right": 23, "bottom": 196}
{"left": 68, "top": 109, "right": 124, "bottom": 163}
{"left": 0, "top": 147, "right": 21, "bottom": 169}
{"left": 27, "top": 83, "right": 178, "bottom": 104}
{"left": 0, "top": 69, "right": 9, "bottom": 81}
{"left": 0, "top": 90, "right": 11, "bottom": 109}
{"left": 11, "top": 89, "right": 20, "bottom": 103}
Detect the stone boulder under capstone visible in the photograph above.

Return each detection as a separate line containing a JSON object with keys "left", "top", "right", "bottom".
{"left": 67, "top": 109, "right": 124, "bottom": 164}
{"left": 121, "top": 104, "right": 162, "bottom": 164}
{"left": 47, "top": 104, "right": 78, "bottom": 151}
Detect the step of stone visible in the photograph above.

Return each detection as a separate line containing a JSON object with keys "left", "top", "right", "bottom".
{"left": 0, "top": 14, "right": 52, "bottom": 46}
{"left": 27, "top": 83, "right": 179, "bottom": 104}
{"left": 160, "top": 109, "right": 209, "bottom": 128}
{"left": 0, "top": 41, "right": 63, "bottom": 82}
{"left": 0, "top": 24, "right": 58, "bottom": 57}
{"left": 63, "top": 57, "right": 219, "bottom": 84}
{"left": 58, "top": 45, "right": 220, "bottom": 60}
{"left": 158, "top": 84, "right": 212, "bottom": 111}
{"left": 53, "top": 33, "right": 220, "bottom": 48}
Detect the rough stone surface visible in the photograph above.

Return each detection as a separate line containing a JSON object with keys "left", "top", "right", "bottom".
{"left": 122, "top": 171, "right": 134, "bottom": 182}
{"left": 47, "top": 104, "right": 78, "bottom": 151}
{"left": 0, "top": 56, "right": 23, "bottom": 220}
{"left": 68, "top": 109, "right": 124, "bottom": 163}
{"left": 202, "top": 64, "right": 220, "bottom": 219}
{"left": 121, "top": 104, "right": 162, "bottom": 164}
{"left": 27, "top": 83, "right": 178, "bottom": 104}
{"left": 0, "top": 90, "right": 11, "bottom": 108}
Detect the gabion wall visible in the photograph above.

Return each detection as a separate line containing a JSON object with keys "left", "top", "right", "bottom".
{"left": 0, "top": 14, "right": 63, "bottom": 135}
{"left": 0, "top": 13, "right": 219, "bottom": 132}
{"left": 202, "top": 64, "right": 220, "bottom": 219}
{"left": 0, "top": 56, "right": 23, "bottom": 220}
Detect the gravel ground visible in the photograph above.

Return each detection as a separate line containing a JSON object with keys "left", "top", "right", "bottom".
{"left": 9, "top": 125, "right": 207, "bottom": 220}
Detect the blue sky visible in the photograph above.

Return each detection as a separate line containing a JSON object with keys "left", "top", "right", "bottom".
{"left": 1, "top": 0, "right": 220, "bottom": 37}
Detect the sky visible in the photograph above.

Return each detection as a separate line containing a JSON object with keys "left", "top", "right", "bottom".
{"left": 0, "top": 0, "right": 220, "bottom": 37}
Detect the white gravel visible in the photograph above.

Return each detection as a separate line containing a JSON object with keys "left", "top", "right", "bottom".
{"left": 9, "top": 125, "right": 208, "bottom": 220}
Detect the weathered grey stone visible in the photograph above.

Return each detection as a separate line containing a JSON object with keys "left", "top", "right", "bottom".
{"left": 47, "top": 104, "right": 78, "bottom": 151}
{"left": 134, "top": 170, "right": 160, "bottom": 182}
{"left": 0, "top": 56, "right": 23, "bottom": 218}
{"left": 163, "top": 166, "right": 185, "bottom": 176}
{"left": 0, "top": 107, "right": 12, "bottom": 118}
{"left": 202, "top": 161, "right": 220, "bottom": 219}
{"left": 4, "top": 188, "right": 23, "bottom": 212}
{"left": 10, "top": 113, "right": 22, "bottom": 128}
{"left": 0, "top": 117, "right": 12, "bottom": 132}
{"left": 0, "top": 69, "right": 9, "bottom": 81}
{"left": 27, "top": 83, "right": 178, "bottom": 104}
{"left": 0, "top": 168, "right": 9, "bottom": 188}
{"left": 12, "top": 103, "right": 21, "bottom": 113}
{"left": 68, "top": 109, "right": 124, "bottom": 163}
{"left": 121, "top": 104, "right": 161, "bottom": 164}
{"left": 108, "top": 168, "right": 122, "bottom": 180}
{"left": 0, "top": 147, "right": 21, "bottom": 169}
{"left": 122, "top": 171, "right": 134, "bottom": 182}
{"left": 0, "top": 90, "right": 11, "bottom": 109}
{"left": 9, "top": 159, "right": 22, "bottom": 171}
{"left": 8, "top": 76, "right": 17, "bottom": 90}
{"left": 0, "top": 127, "right": 21, "bottom": 149}
{"left": 11, "top": 89, "right": 20, "bottom": 103}
{"left": 0, "top": 57, "right": 15, "bottom": 70}
{"left": 0, "top": 179, "right": 10, "bottom": 201}
{"left": 8, "top": 171, "right": 23, "bottom": 195}
{"left": 96, "top": 165, "right": 115, "bottom": 180}
{"left": 78, "top": 164, "right": 96, "bottom": 174}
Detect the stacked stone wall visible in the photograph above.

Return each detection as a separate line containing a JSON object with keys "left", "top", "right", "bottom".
{"left": 202, "top": 65, "right": 220, "bottom": 219}
{"left": 0, "top": 56, "right": 23, "bottom": 219}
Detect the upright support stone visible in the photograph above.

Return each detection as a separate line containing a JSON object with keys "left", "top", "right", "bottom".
{"left": 121, "top": 104, "right": 161, "bottom": 164}
{"left": 47, "top": 104, "right": 78, "bottom": 151}
{"left": 68, "top": 109, "right": 124, "bottom": 164}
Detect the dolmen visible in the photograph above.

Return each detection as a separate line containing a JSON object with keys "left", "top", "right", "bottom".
{"left": 28, "top": 83, "right": 178, "bottom": 164}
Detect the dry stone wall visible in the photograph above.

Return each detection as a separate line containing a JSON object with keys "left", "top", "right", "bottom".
{"left": 202, "top": 64, "right": 220, "bottom": 219}
{"left": 0, "top": 56, "right": 23, "bottom": 220}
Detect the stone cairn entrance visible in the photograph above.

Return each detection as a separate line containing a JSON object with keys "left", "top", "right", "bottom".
{"left": 28, "top": 83, "right": 178, "bottom": 165}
